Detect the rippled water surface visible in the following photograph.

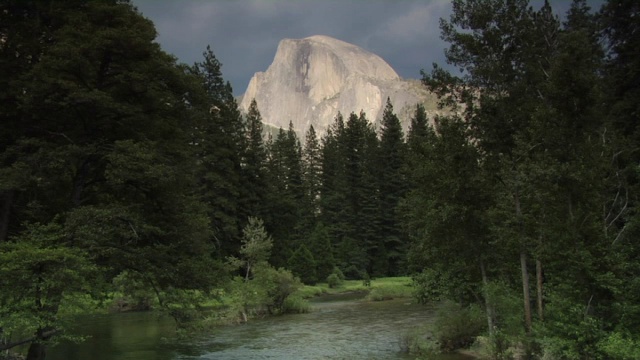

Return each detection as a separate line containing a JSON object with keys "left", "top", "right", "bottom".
{"left": 49, "top": 294, "right": 474, "bottom": 360}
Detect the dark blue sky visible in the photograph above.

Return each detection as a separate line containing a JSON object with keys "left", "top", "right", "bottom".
{"left": 132, "top": 0, "right": 606, "bottom": 96}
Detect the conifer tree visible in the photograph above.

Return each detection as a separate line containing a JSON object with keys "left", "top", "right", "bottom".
{"left": 242, "top": 99, "right": 268, "bottom": 222}
{"left": 191, "top": 46, "right": 245, "bottom": 257}
{"left": 288, "top": 244, "right": 318, "bottom": 285}
{"left": 264, "top": 123, "right": 304, "bottom": 268}
{"left": 378, "top": 98, "right": 408, "bottom": 275}
{"left": 302, "top": 125, "right": 323, "bottom": 223}
{"left": 320, "top": 113, "right": 350, "bottom": 257}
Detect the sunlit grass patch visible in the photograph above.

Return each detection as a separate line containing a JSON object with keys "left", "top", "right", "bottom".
{"left": 366, "top": 277, "right": 414, "bottom": 301}
{"left": 296, "top": 276, "right": 414, "bottom": 301}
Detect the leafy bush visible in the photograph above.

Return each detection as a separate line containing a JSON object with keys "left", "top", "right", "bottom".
{"left": 327, "top": 273, "right": 341, "bottom": 288}
{"left": 598, "top": 332, "right": 640, "bottom": 360}
{"left": 256, "top": 265, "right": 303, "bottom": 314}
{"left": 332, "top": 266, "right": 345, "bottom": 281}
{"left": 398, "top": 326, "right": 440, "bottom": 357}
{"left": 434, "top": 301, "right": 485, "bottom": 351}
{"left": 281, "top": 295, "right": 310, "bottom": 314}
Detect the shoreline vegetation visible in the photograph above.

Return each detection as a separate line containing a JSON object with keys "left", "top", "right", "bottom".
{"left": 2, "top": 276, "right": 493, "bottom": 360}
{"left": 79, "top": 277, "right": 490, "bottom": 357}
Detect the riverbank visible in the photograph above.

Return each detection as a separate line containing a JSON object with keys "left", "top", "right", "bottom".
{"left": 296, "top": 276, "right": 415, "bottom": 301}
{"left": 46, "top": 295, "right": 477, "bottom": 360}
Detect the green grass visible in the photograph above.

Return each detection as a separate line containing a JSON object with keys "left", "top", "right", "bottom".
{"left": 282, "top": 295, "right": 311, "bottom": 314}
{"left": 296, "top": 276, "right": 414, "bottom": 301}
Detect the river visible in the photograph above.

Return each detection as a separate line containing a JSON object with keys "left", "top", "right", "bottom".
{"left": 48, "top": 293, "right": 475, "bottom": 360}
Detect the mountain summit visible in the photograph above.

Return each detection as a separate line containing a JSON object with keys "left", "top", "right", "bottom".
{"left": 239, "top": 35, "right": 436, "bottom": 135}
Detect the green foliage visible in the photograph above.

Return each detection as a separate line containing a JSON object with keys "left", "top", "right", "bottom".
{"left": 0, "top": 221, "right": 97, "bottom": 345}
{"left": 111, "top": 271, "right": 154, "bottom": 311}
{"left": 227, "top": 265, "right": 303, "bottom": 319}
{"left": 264, "top": 123, "right": 305, "bottom": 268}
{"left": 241, "top": 99, "right": 268, "bottom": 220}
{"left": 226, "top": 276, "right": 267, "bottom": 321}
{"left": 398, "top": 325, "right": 440, "bottom": 358}
{"left": 377, "top": 98, "right": 408, "bottom": 276}
{"left": 535, "top": 285, "right": 607, "bottom": 360}
{"left": 257, "top": 266, "right": 303, "bottom": 314}
{"left": 231, "top": 217, "right": 273, "bottom": 280}
{"left": 598, "top": 332, "right": 640, "bottom": 360}
{"left": 326, "top": 273, "right": 342, "bottom": 288}
{"left": 434, "top": 301, "right": 486, "bottom": 352}
{"left": 190, "top": 45, "right": 245, "bottom": 258}
{"left": 332, "top": 266, "right": 345, "bottom": 281}
{"left": 307, "top": 223, "right": 336, "bottom": 281}
{"left": 225, "top": 219, "right": 302, "bottom": 319}
{"left": 408, "top": 0, "right": 640, "bottom": 356}
{"left": 484, "top": 282, "right": 524, "bottom": 338}
{"left": 281, "top": 295, "right": 311, "bottom": 314}
{"left": 288, "top": 245, "right": 318, "bottom": 285}
{"left": 319, "top": 112, "right": 383, "bottom": 275}
{"left": 302, "top": 125, "right": 323, "bottom": 219}
{"left": 366, "top": 284, "right": 411, "bottom": 301}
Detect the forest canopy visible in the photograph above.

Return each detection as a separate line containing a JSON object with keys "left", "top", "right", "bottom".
{"left": 1, "top": 0, "right": 639, "bottom": 359}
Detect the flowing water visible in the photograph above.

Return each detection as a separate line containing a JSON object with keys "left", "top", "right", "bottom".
{"left": 48, "top": 293, "right": 475, "bottom": 360}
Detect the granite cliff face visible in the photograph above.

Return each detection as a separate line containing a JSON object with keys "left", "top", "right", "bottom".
{"left": 239, "top": 35, "right": 437, "bottom": 135}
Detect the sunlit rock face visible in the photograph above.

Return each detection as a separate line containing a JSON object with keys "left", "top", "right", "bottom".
{"left": 240, "top": 35, "right": 437, "bottom": 136}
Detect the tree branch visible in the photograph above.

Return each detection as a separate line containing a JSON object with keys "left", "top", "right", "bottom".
{"left": 0, "top": 329, "right": 59, "bottom": 351}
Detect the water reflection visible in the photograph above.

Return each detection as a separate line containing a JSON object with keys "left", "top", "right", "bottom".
{"left": 50, "top": 295, "right": 474, "bottom": 360}
{"left": 49, "top": 312, "right": 176, "bottom": 360}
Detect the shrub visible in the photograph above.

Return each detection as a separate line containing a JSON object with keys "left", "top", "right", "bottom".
{"left": 333, "top": 266, "right": 345, "bottom": 280}
{"left": 282, "top": 295, "right": 311, "bottom": 314}
{"left": 598, "top": 332, "right": 640, "bottom": 360}
{"left": 258, "top": 266, "right": 303, "bottom": 314}
{"left": 434, "top": 301, "right": 486, "bottom": 352}
{"left": 398, "top": 326, "right": 440, "bottom": 357}
{"left": 327, "top": 273, "right": 341, "bottom": 288}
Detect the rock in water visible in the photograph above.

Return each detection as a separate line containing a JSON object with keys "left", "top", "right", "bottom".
{"left": 239, "top": 35, "right": 437, "bottom": 136}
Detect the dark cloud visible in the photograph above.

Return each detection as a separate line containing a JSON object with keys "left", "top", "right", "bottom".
{"left": 132, "top": 0, "right": 605, "bottom": 96}
{"left": 132, "top": 0, "right": 451, "bottom": 95}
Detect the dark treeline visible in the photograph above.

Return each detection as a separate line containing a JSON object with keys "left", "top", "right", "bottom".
{"left": 0, "top": 0, "right": 639, "bottom": 359}
{"left": 408, "top": 0, "right": 640, "bottom": 358}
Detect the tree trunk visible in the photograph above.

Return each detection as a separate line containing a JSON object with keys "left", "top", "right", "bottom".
{"left": 480, "top": 259, "right": 495, "bottom": 336}
{"left": 26, "top": 342, "right": 46, "bottom": 360}
{"left": 520, "top": 251, "right": 532, "bottom": 332}
{"left": 0, "top": 190, "right": 14, "bottom": 242}
{"left": 536, "top": 259, "right": 544, "bottom": 321}
{"left": 515, "top": 184, "right": 532, "bottom": 332}
{"left": 24, "top": 327, "right": 56, "bottom": 360}
{"left": 71, "top": 158, "right": 91, "bottom": 206}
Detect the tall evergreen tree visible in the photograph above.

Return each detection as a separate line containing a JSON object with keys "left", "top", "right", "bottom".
{"left": 241, "top": 99, "right": 268, "bottom": 221}
{"left": 302, "top": 125, "right": 323, "bottom": 224}
{"left": 320, "top": 113, "right": 350, "bottom": 260}
{"left": 341, "top": 112, "right": 381, "bottom": 276}
{"left": 406, "top": 104, "right": 430, "bottom": 153}
{"left": 264, "top": 123, "right": 304, "bottom": 268}
{"left": 190, "top": 46, "right": 245, "bottom": 258}
{"left": 378, "top": 98, "right": 408, "bottom": 275}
